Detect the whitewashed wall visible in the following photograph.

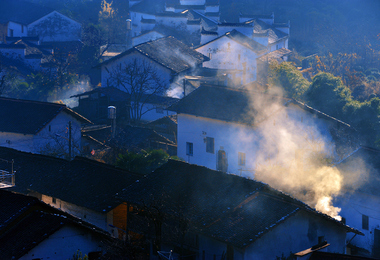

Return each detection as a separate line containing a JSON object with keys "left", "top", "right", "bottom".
{"left": 337, "top": 191, "right": 380, "bottom": 254}
{"left": 196, "top": 36, "right": 260, "bottom": 84}
{"left": 131, "top": 12, "right": 156, "bottom": 37}
{"left": 28, "top": 11, "right": 81, "bottom": 42}
{"left": 177, "top": 104, "right": 337, "bottom": 176}
{"left": 101, "top": 52, "right": 172, "bottom": 92}
{"left": 0, "top": 132, "right": 34, "bottom": 152}
{"left": 19, "top": 225, "right": 104, "bottom": 260}
{"left": 7, "top": 21, "right": 27, "bottom": 37}
{"left": 34, "top": 111, "right": 83, "bottom": 156}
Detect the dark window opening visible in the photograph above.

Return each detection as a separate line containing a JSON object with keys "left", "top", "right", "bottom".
{"left": 362, "top": 214, "right": 369, "bottom": 230}
{"left": 206, "top": 137, "right": 214, "bottom": 153}
{"left": 186, "top": 142, "right": 193, "bottom": 156}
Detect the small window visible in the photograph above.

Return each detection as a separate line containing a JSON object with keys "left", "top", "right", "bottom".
{"left": 52, "top": 197, "right": 56, "bottom": 204}
{"left": 238, "top": 152, "right": 246, "bottom": 166}
{"left": 206, "top": 137, "right": 214, "bottom": 153}
{"left": 9, "top": 29, "right": 13, "bottom": 37}
{"left": 318, "top": 235, "right": 325, "bottom": 244}
{"left": 362, "top": 215, "right": 369, "bottom": 230}
{"left": 49, "top": 125, "right": 51, "bottom": 132}
{"left": 238, "top": 54, "right": 241, "bottom": 62}
{"left": 341, "top": 217, "right": 346, "bottom": 224}
{"left": 186, "top": 142, "right": 193, "bottom": 156}
{"left": 21, "top": 25, "right": 24, "bottom": 33}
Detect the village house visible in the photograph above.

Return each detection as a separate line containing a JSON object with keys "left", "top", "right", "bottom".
{"left": 0, "top": 97, "right": 91, "bottom": 158}
{"left": 169, "top": 84, "right": 359, "bottom": 176}
{"left": 0, "top": 0, "right": 81, "bottom": 43}
{"left": 0, "top": 146, "right": 362, "bottom": 259}
{"left": 0, "top": 189, "right": 118, "bottom": 260}
{"left": 196, "top": 29, "right": 268, "bottom": 85}
{"left": 71, "top": 86, "right": 178, "bottom": 124}
{"left": 97, "top": 36, "right": 209, "bottom": 98}
{"left": 115, "top": 159, "right": 362, "bottom": 260}
{"left": 334, "top": 146, "right": 380, "bottom": 258}
{"left": 0, "top": 37, "right": 54, "bottom": 72}
{"left": 0, "top": 146, "right": 142, "bottom": 240}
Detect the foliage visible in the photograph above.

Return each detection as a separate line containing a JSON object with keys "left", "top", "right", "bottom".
{"left": 306, "top": 72, "right": 352, "bottom": 119}
{"left": 116, "top": 149, "right": 174, "bottom": 174}
{"left": 108, "top": 58, "right": 167, "bottom": 123}
{"left": 269, "top": 61, "right": 310, "bottom": 99}
{"left": 69, "top": 250, "right": 88, "bottom": 260}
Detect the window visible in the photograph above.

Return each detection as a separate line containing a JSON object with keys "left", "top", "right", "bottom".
{"left": 49, "top": 125, "right": 51, "bottom": 132}
{"left": 206, "top": 137, "right": 214, "bottom": 153}
{"left": 362, "top": 214, "right": 369, "bottom": 230}
{"left": 186, "top": 142, "right": 193, "bottom": 156}
{"left": 9, "top": 29, "right": 13, "bottom": 37}
{"left": 52, "top": 197, "right": 56, "bottom": 204}
{"left": 21, "top": 25, "right": 24, "bottom": 33}
{"left": 318, "top": 235, "right": 325, "bottom": 244}
{"left": 238, "top": 152, "right": 246, "bottom": 166}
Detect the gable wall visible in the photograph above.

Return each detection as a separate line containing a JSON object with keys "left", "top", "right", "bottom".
{"left": 196, "top": 37, "right": 260, "bottom": 84}
{"left": 34, "top": 111, "right": 83, "bottom": 157}
{"left": 244, "top": 210, "right": 347, "bottom": 259}
{"left": 7, "top": 21, "right": 28, "bottom": 37}
{"left": 28, "top": 11, "right": 81, "bottom": 42}
{"left": 19, "top": 225, "right": 104, "bottom": 260}
{"left": 101, "top": 52, "right": 172, "bottom": 92}
{"left": 131, "top": 11, "right": 156, "bottom": 37}
{"left": 336, "top": 191, "right": 380, "bottom": 255}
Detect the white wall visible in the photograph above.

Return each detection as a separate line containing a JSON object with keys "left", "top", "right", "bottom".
{"left": 7, "top": 21, "right": 28, "bottom": 37}
{"left": 156, "top": 16, "right": 188, "bottom": 30}
{"left": 19, "top": 225, "right": 104, "bottom": 260}
{"left": 41, "top": 194, "right": 111, "bottom": 233}
{"left": 28, "top": 11, "right": 81, "bottom": 42}
{"left": 0, "top": 132, "right": 34, "bottom": 152}
{"left": 140, "top": 103, "right": 177, "bottom": 122}
{"left": 177, "top": 104, "right": 337, "bottom": 176}
{"left": 131, "top": 12, "right": 156, "bottom": 37}
{"left": 196, "top": 36, "right": 260, "bottom": 84}
{"left": 244, "top": 211, "right": 347, "bottom": 259}
{"left": 337, "top": 191, "right": 380, "bottom": 254}
{"left": 205, "top": 5, "right": 219, "bottom": 13}
{"left": 101, "top": 52, "right": 172, "bottom": 92}
{"left": 34, "top": 111, "right": 83, "bottom": 157}
{"left": 180, "top": 0, "right": 205, "bottom": 5}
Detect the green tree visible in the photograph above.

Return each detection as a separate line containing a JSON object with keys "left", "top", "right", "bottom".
{"left": 306, "top": 72, "right": 352, "bottom": 119}
{"left": 116, "top": 149, "right": 173, "bottom": 174}
{"left": 269, "top": 61, "right": 310, "bottom": 99}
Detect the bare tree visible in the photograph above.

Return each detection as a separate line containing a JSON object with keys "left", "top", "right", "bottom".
{"left": 108, "top": 58, "right": 168, "bottom": 123}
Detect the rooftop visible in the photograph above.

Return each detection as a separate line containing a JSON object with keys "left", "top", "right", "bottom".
{"left": 98, "top": 36, "right": 209, "bottom": 74}
{"left": 117, "top": 159, "right": 361, "bottom": 248}
{"left": 0, "top": 97, "right": 91, "bottom": 135}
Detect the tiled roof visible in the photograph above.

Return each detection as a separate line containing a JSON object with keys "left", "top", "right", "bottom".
{"left": 97, "top": 37, "right": 209, "bottom": 74}
{"left": 0, "top": 190, "right": 115, "bottom": 259}
{"left": 0, "top": 97, "right": 91, "bottom": 135}
{"left": 197, "top": 30, "right": 267, "bottom": 54}
{"left": 168, "top": 84, "right": 255, "bottom": 125}
{"left": 117, "top": 159, "right": 360, "bottom": 248}
{"left": 0, "top": 147, "right": 141, "bottom": 213}
{"left": 0, "top": 0, "right": 53, "bottom": 25}
{"left": 130, "top": 0, "right": 165, "bottom": 15}
{"left": 169, "top": 85, "right": 353, "bottom": 128}
{"left": 258, "top": 48, "right": 292, "bottom": 62}
{"left": 250, "top": 19, "right": 289, "bottom": 44}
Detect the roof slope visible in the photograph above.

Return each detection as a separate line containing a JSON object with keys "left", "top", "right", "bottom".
{"left": 197, "top": 30, "right": 267, "bottom": 54}
{"left": 169, "top": 84, "right": 353, "bottom": 128}
{"left": 0, "top": 97, "right": 91, "bottom": 134}
{"left": 0, "top": 147, "right": 141, "bottom": 212}
{"left": 249, "top": 19, "right": 289, "bottom": 44}
{"left": 98, "top": 36, "right": 209, "bottom": 74}
{"left": 117, "top": 159, "right": 360, "bottom": 248}
{"left": 0, "top": 0, "right": 53, "bottom": 25}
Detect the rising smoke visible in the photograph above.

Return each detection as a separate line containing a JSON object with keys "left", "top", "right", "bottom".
{"left": 240, "top": 86, "right": 367, "bottom": 220}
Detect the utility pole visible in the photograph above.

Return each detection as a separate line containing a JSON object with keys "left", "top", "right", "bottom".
{"left": 68, "top": 121, "right": 72, "bottom": 160}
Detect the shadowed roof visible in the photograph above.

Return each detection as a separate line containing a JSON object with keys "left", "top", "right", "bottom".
{"left": 0, "top": 147, "right": 141, "bottom": 213}
{"left": 0, "top": 97, "right": 91, "bottom": 135}
{"left": 117, "top": 159, "right": 361, "bottom": 248}
{"left": 97, "top": 36, "right": 209, "bottom": 74}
